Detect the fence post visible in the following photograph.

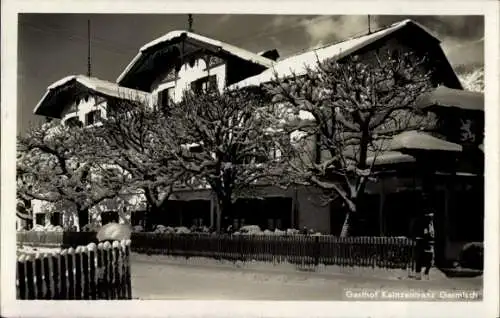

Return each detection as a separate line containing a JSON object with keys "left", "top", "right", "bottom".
{"left": 51, "top": 252, "right": 61, "bottom": 299}
{"left": 104, "top": 241, "right": 113, "bottom": 300}
{"left": 34, "top": 253, "right": 44, "bottom": 299}
{"left": 124, "top": 239, "right": 132, "bottom": 299}
{"left": 67, "top": 248, "right": 76, "bottom": 299}
{"left": 17, "top": 255, "right": 27, "bottom": 300}
{"left": 59, "top": 249, "right": 68, "bottom": 299}
{"left": 112, "top": 241, "right": 121, "bottom": 299}
{"left": 82, "top": 246, "right": 90, "bottom": 300}
{"left": 74, "top": 246, "right": 83, "bottom": 300}
{"left": 117, "top": 240, "right": 125, "bottom": 299}
{"left": 87, "top": 243, "right": 97, "bottom": 300}
{"left": 238, "top": 234, "right": 243, "bottom": 262}
{"left": 25, "top": 254, "right": 35, "bottom": 300}
{"left": 97, "top": 243, "right": 106, "bottom": 300}
{"left": 314, "top": 236, "right": 320, "bottom": 267}
{"left": 42, "top": 254, "right": 52, "bottom": 299}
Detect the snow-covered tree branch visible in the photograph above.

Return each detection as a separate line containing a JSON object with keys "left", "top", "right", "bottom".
{"left": 265, "top": 50, "right": 435, "bottom": 236}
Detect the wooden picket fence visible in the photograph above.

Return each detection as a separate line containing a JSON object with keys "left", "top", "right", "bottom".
{"left": 132, "top": 234, "right": 417, "bottom": 270}
{"left": 16, "top": 240, "right": 132, "bottom": 300}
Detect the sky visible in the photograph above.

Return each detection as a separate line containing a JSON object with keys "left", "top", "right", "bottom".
{"left": 17, "top": 14, "right": 484, "bottom": 135}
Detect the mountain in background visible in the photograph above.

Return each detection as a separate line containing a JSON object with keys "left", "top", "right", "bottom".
{"left": 456, "top": 65, "right": 484, "bottom": 93}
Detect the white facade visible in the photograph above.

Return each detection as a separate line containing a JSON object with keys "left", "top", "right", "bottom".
{"left": 151, "top": 58, "right": 226, "bottom": 106}
{"left": 60, "top": 96, "right": 107, "bottom": 127}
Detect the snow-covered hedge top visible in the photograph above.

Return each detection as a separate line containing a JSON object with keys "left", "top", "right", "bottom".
{"left": 25, "top": 224, "right": 64, "bottom": 232}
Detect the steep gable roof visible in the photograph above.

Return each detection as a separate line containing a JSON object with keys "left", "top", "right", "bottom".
{"left": 230, "top": 19, "right": 448, "bottom": 89}
{"left": 117, "top": 30, "right": 275, "bottom": 89}
{"left": 34, "top": 75, "right": 150, "bottom": 118}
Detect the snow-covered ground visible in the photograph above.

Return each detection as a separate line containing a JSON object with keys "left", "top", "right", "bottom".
{"left": 130, "top": 253, "right": 483, "bottom": 301}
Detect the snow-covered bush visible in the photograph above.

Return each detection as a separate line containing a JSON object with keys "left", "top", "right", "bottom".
{"left": 175, "top": 226, "right": 191, "bottom": 234}
{"left": 263, "top": 229, "right": 273, "bottom": 235}
{"left": 81, "top": 224, "right": 100, "bottom": 232}
{"left": 32, "top": 224, "right": 45, "bottom": 232}
{"left": 287, "top": 228, "right": 300, "bottom": 235}
{"left": 153, "top": 225, "right": 176, "bottom": 234}
{"left": 239, "top": 225, "right": 261, "bottom": 234}
{"left": 274, "top": 229, "right": 286, "bottom": 236}
{"left": 132, "top": 225, "right": 144, "bottom": 232}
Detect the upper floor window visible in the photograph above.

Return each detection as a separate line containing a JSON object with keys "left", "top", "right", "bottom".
{"left": 191, "top": 75, "right": 217, "bottom": 95}
{"left": 158, "top": 87, "right": 175, "bottom": 109}
{"left": 85, "top": 110, "right": 102, "bottom": 126}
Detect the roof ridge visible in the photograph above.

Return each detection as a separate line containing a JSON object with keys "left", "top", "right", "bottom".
{"left": 282, "top": 19, "right": 411, "bottom": 61}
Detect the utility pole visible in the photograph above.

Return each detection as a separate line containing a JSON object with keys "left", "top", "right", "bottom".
{"left": 188, "top": 14, "right": 194, "bottom": 32}
{"left": 368, "top": 15, "right": 371, "bottom": 34}
{"left": 87, "top": 19, "right": 92, "bottom": 77}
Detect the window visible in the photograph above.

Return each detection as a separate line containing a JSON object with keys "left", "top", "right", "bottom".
{"left": 35, "top": 213, "right": 45, "bottom": 226}
{"left": 101, "top": 211, "right": 119, "bottom": 225}
{"left": 85, "top": 110, "right": 102, "bottom": 126}
{"left": 191, "top": 75, "right": 217, "bottom": 94}
{"left": 188, "top": 144, "right": 203, "bottom": 153}
{"left": 64, "top": 116, "right": 82, "bottom": 128}
{"left": 131, "top": 211, "right": 146, "bottom": 227}
{"left": 158, "top": 87, "right": 175, "bottom": 108}
{"left": 50, "top": 212, "right": 61, "bottom": 226}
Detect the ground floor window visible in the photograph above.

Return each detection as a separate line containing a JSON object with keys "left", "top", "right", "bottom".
{"left": 149, "top": 200, "right": 211, "bottom": 228}
{"left": 131, "top": 210, "right": 146, "bottom": 227}
{"left": 384, "top": 191, "right": 420, "bottom": 237}
{"left": 101, "top": 211, "right": 119, "bottom": 225}
{"left": 232, "top": 197, "right": 292, "bottom": 231}
{"left": 50, "top": 212, "right": 61, "bottom": 226}
{"left": 35, "top": 213, "right": 45, "bottom": 226}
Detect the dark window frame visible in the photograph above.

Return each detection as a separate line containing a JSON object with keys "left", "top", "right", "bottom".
{"left": 85, "top": 110, "right": 102, "bottom": 126}
{"left": 191, "top": 75, "right": 217, "bottom": 94}
{"left": 64, "top": 116, "right": 83, "bottom": 128}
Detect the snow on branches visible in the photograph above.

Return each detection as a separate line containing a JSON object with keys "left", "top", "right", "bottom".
{"left": 264, "top": 50, "right": 435, "bottom": 236}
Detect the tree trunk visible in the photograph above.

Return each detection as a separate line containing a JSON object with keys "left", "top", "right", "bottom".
{"left": 340, "top": 211, "right": 351, "bottom": 237}
{"left": 218, "top": 196, "right": 233, "bottom": 232}
{"left": 78, "top": 208, "right": 90, "bottom": 231}
{"left": 340, "top": 200, "right": 356, "bottom": 237}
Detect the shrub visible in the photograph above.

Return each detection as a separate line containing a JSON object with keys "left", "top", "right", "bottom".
{"left": 239, "top": 225, "right": 261, "bottom": 234}
{"left": 459, "top": 242, "right": 483, "bottom": 270}
{"left": 132, "top": 225, "right": 144, "bottom": 232}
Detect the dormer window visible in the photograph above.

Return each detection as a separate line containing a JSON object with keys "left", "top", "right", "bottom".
{"left": 85, "top": 110, "right": 102, "bottom": 126}
{"left": 191, "top": 75, "right": 217, "bottom": 95}
{"left": 64, "top": 116, "right": 83, "bottom": 128}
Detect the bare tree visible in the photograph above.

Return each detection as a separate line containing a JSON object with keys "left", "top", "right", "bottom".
{"left": 166, "top": 88, "right": 288, "bottom": 232}
{"left": 266, "top": 51, "right": 434, "bottom": 236}
{"left": 17, "top": 121, "right": 127, "bottom": 230}
{"left": 95, "top": 98, "right": 188, "bottom": 230}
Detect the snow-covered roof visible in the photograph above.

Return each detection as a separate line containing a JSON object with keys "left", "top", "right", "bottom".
{"left": 229, "top": 19, "right": 439, "bottom": 89}
{"left": 416, "top": 85, "right": 484, "bottom": 112}
{"left": 389, "top": 130, "right": 463, "bottom": 152}
{"left": 366, "top": 151, "right": 416, "bottom": 166}
{"left": 34, "top": 75, "right": 151, "bottom": 118}
{"left": 117, "top": 30, "right": 275, "bottom": 86}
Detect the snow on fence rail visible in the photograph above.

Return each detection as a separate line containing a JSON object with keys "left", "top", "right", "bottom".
{"left": 16, "top": 240, "right": 132, "bottom": 300}
{"left": 132, "top": 233, "right": 417, "bottom": 270}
